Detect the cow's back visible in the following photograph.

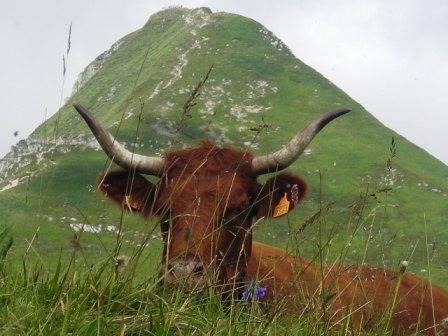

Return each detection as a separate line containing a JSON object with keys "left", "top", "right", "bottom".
{"left": 331, "top": 265, "right": 448, "bottom": 334}
{"left": 247, "top": 241, "right": 448, "bottom": 335}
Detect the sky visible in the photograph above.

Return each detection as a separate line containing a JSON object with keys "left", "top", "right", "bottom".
{"left": 1, "top": 0, "right": 447, "bottom": 164}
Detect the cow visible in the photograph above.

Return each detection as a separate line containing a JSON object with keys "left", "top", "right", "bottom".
{"left": 74, "top": 103, "right": 448, "bottom": 335}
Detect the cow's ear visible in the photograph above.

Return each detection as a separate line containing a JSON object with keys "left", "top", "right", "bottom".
{"left": 256, "top": 173, "right": 307, "bottom": 219}
{"left": 98, "top": 171, "right": 157, "bottom": 217}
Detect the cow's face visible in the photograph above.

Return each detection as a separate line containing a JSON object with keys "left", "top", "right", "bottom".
{"left": 98, "top": 142, "right": 307, "bottom": 292}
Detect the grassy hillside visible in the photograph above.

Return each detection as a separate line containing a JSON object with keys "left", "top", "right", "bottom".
{"left": 0, "top": 5, "right": 447, "bottom": 293}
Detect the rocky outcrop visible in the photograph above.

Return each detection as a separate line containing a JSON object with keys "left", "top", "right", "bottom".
{"left": 0, "top": 135, "right": 101, "bottom": 187}
{"left": 70, "top": 39, "right": 124, "bottom": 96}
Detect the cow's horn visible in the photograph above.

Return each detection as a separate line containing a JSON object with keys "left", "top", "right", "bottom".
{"left": 73, "top": 104, "right": 165, "bottom": 176}
{"left": 251, "top": 108, "right": 351, "bottom": 175}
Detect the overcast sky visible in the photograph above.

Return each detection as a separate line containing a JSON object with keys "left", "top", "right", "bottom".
{"left": 1, "top": 0, "right": 447, "bottom": 164}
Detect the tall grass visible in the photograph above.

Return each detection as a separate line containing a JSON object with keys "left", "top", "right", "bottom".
{"left": 1, "top": 67, "right": 433, "bottom": 334}
{"left": 1, "top": 13, "right": 443, "bottom": 333}
{"left": 0, "top": 159, "right": 433, "bottom": 336}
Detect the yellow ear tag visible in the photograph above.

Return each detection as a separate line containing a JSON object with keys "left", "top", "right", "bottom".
{"left": 273, "top": 193, "right": 290, "bottom": 218}
{"left": 124, "top": 195, "right": 140, "bottom": 212}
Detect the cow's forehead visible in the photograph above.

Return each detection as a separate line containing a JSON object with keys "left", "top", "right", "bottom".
{"left": 163, "top": 141, "right": 254, "bottom": 177}
{"left": 155, "top": 143, "right": 259, "bottom": 214}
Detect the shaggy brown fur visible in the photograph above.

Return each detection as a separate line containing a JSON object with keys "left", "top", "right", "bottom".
{"left": 248, "top": 242, "right": 448, "bottom": 335}
{"left": 97, "top": 141, "right": 448, "bottom": 335}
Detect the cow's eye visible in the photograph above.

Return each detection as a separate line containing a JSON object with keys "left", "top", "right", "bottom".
{"left": 223, "top": 208, "right": 241, "bottom": 225}
{"left": 225, "top": 203, "right": 251, "bottom": 223}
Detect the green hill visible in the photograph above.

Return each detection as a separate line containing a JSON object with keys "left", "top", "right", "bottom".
{"left": 0, "top": 7, "right": 447, "bottom": 286}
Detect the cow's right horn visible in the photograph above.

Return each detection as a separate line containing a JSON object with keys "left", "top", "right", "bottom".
{"left": 73, "top": 104, "right": 165, "bottom": 176}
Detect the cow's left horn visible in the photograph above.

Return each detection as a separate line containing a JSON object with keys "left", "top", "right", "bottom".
{"left": 73, "top": 104, "right": 165, "bottom": 176}
{"left": 251, "top": 108, "right": 351, "bottom": 175}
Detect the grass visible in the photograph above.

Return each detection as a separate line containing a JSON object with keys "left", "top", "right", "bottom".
{"left": 1, "top": 7, "right": 446, "bottom": 281}
{"left": 0, "top": 6, "right": 447, "bottom": 334}
{"left": 0, "top": 135, "right": 443, "bottom": 334}
{"left": 0, "top": 172, "right": 439, "bottom": 335}
{"left": 0, "top": 137, "right": 442, "bottom": 335}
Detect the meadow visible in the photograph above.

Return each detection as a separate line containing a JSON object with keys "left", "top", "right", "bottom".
{"left": 0, "top": 6, "right": 447, "bottom": 335}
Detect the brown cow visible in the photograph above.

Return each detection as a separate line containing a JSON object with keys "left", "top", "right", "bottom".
{"left": 74, "top": 104, "right": 448, "bottom": 335}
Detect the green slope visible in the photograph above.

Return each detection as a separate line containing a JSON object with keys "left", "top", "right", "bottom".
{"left": 0, "top": 7, "right": 447, "bottom": 285}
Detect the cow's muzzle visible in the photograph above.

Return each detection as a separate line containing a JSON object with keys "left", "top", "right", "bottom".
{"left": 164, "top": 255, "right": 209, "bottom": 291}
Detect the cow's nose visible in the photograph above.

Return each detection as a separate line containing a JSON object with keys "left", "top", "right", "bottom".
{"left": 168, "top": 259, "right": 204, "bottom": 278}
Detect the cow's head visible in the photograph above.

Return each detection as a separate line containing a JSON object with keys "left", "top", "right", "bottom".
{"left": 74, "top": 104, "right": 349, "bottom": 294}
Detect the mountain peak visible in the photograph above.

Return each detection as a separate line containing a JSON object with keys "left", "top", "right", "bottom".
{"left": 1, "top": 7, "right": 447, "bottom": 284}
